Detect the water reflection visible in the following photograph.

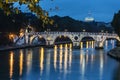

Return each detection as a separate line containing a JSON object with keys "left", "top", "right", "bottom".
{"left": 26, "top": 49, "right": 33, "bottom": 75}
{"left": 9, "top": 51, "right": 14, "bottom": 79}
{"left": 19, "top": 50, "right": 23, "bottom": 76}
{"left": 80, "top": 41, "right": 95, "bottom": 49}
{"left": 54, "top": 45, "right": 57, "bottom": 70}
{"left": 3, "top": 41, "right": 117, "bottom": 80}
{"left": 59, "top": 44, "right": 63, "bottom": 71}
{"left": 39, "top": 47, "right": 44, "bottom": 74}
{"left": 99, "top": 50, "right": 104, "bottom": 80}
{"left": 64, "top": 44, "right": 68, "bottom": 74}
{"left": 68, "top": 47, "right": 72, "bottom": 68}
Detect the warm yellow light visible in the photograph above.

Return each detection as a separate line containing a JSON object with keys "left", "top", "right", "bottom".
{"left": 69, "top": 43, "right": 72, "bottom": 49}
{"left": 86, "top": 41, "right": 88, "bottom": 48}
{"left": 59, "top": 48, "right": 63, "bottom": 70}
{"left": 40, "top": 47, "right": 44, "bottom": 73}
{"left": 9, "top": 51, "right": 14, "bottom": 78}
{"left": 80, "top": 42, "right": 83, "bottom": 49}
{"left": 9, "top": 33, "right": 14, "bottom": 40}
{"left": 54, "top": 46, "right": 57, "bottom": 70}
{"left": 19, "top": 50, "right": 23, "bottom": 76}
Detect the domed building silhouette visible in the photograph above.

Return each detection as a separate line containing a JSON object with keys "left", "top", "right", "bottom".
{"left": 84, "top": 12, "right": 94, "bottom": 22}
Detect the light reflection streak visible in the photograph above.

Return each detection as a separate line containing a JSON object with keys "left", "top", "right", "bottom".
{"left": 86, "top": 41, "right": 88, "bottom": 48}
{"left": 91, "top": 41, "right": 94, "bottom": 48}
{"left": 19, "top": 50, "right": 23, "bottom": 76}
{"left": 80, "top": 50, "right": 85, "bottom": 80}
{"left": 59, "top": 44, "right": 63, "bottom": 71}
{"left": 80, "top": 42, "right": 83, "bottom": 49}
{"left": 86, "top": 53, "right": 88, "bottom": 64}
{"left": 69, "top": 43, "right": 72, "bottom": 49}
{"left": 89, "top": 41, "right": 91, "bottom": 48}
{"left": 54, "top": 45, "right": 57, "bottom": 70}
{"left": 91, "top": 53, "right": 94, "bottom": 64}
{"left": 39, "top": 47, "right": 44, "bottom": 74}
{"left": 46, "top": 50, "right": 51, "bottom": 79}
{"left": 26, "top": 49, "right": 33, "bottom": 75}
{"left": 60, "top": 44, "right": 63, "bottom": 50}
{"left": 99, "top": 52, "right": 104, "bottom": 80}
{"left": 69, "top": 47, "right": 72, "bottom": 68}
{"left": 112, "top": 40, "right": 114, "bottom": 47}
{"left": 64, "top": 44, "right": 68, "bottom": 73}
{"left": 9, "top": 51, "right": 14, "bottom": 78}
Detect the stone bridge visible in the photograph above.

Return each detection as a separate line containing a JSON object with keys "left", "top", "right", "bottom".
{"left": 14, "top": 31, "right": 120, "bottom": 49}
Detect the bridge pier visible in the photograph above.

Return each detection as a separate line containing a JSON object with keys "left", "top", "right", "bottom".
{"left": 95, "top": 41, "right": 104, "bottom": 49}
{"left": 73, "top": 42, "right": 80, "bottom": 48}
{"left": 46, "top": 40, "right": 54, "bottom": 47}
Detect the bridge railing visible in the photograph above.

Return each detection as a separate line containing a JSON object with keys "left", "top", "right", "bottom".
{"left": 27, "top": 31, "right": 118, "bottom": 37}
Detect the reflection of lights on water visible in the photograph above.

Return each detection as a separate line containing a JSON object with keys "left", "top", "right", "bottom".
{"left": 54, "top": 45, "right": 57, "bottom": 50}
{"left": 9, "top": 51, "right": 14, "bottom": 78}
{"left": 80, "top": 41, "right": 94, "bottom": 49}
{"left": 19, "top": 50, "right": 23, "bottom": 76}
{"left": 60, "top": 44, "right": 63, "bottom": 50}
{"left": 46, "top": 50, "right": 51, "bottom": 79}
{"left": 105, "top": 40, "right": 108, "bottom": 47}
{"left": 64, "top": 45, "right": 68, "bottom": 73}
{"left": 59, "top": 47, "right": 63, "bottom": 70}
{"left": 80, "top": 42, "right": 83, "bottom": 49}
{"left": 86, "top": 53, "right": 88, "bottom": 64}
{"left": 65, "top": 44, "right": 68, "bottom": 48}
{"left": 99, "top": 53, "right": 104, "bottom": 80}
{"left": 112, "top": 40, "right": 115, "bottom": 48}
{"left": 91, "top": 53, "right": 94, "bottom": 64}
{"left": 54, "top": 46, "right": 57, "bottom": 70}
{"left": 69, "top": 48, "right": 72, "bottom": 68}
{"left": 110, "top": 40, "right": 113, "bottom": 44}
{"left": 69, "top": 43, "right": 72, "bottom": 49}
{"left": 86, "top": 41, "right": 88, "bottom": 48}
{"left": 80, "top": 50, "right": 85, "bottom": 79}
{"left": 26, "top": 49, "right": 33, "bottom": 75}
{"left": 91, "top": 41, "right": 94, "bottom": 48}
{"left": 39, "top": 47, "right": 44, "bottom": 74}
{"left": 89, "top": 41, "right": 91, "bottom": 48}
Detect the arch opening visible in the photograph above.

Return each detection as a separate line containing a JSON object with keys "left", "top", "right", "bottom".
{"left": 54, "top": 35, "right": 73, "bottom": 45}
{"left": 103, "top": 38, "right": 117, "bottom": 49}
{"left": 80, "top": 36, "right": 95, "bottom": 48}
{"left": 31, "top": 36, "right": 46, "bottom": 45}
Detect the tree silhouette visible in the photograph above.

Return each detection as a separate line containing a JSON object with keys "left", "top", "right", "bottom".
{"left": 0, "top": 0, "right": 54, "bottom": 25}
{"left": 111, "top": 10, "right": 120, "bottom": 37}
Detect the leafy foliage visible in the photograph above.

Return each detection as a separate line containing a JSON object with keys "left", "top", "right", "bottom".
{"left": 0, "top": 0, "right": 54, "bottom": 25}
{"left": 111, "top": 11, "right": 120, "bottom": 37}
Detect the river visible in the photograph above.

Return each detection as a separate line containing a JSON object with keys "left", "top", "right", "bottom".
{"left": 0, "top": 40, "right": 119, "bottom": 80}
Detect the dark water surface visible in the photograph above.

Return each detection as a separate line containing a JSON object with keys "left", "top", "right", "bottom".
{"left": 0, "top": 41, "right": 119, "bottom": 80}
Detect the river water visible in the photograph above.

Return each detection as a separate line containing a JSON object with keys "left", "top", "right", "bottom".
{"left": 0, "top": 40, "right": 119, "bottom": 80}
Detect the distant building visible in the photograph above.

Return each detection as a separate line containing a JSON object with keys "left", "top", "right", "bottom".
{"left": 84, "top": 12, "right": 94, "bottom": 22}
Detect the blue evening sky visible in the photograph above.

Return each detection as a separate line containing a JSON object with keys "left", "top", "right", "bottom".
{"left": 40, "top": 0, "right": 120, "bottom": 22}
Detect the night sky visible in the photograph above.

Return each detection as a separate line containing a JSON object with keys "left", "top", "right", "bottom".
{"left": 40, "top": 0, "right": 120, "bottom": 22}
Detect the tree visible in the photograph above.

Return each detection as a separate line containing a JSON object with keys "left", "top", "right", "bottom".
{"left": 111, "top": 10, "right": 120, "bottom": 46}
{"left": 0, "top": 0, "right": 54, "bottom": 25}
{"left": 111, "top": 10, "right": 120, "bottom": 37}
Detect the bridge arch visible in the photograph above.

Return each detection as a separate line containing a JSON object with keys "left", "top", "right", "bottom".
{"left": 54, "top": 35, "right": 73, "bottom": 44}
{"left": 80, "top": 36, "right": 96, "bottom": 42}
{"left": 30, "top": 35, "right": 46, "bottom": 45}
{"left": 102, "top": 37, "right": 119, "bottom": 46}
{"left": 79, "top": 36, "right": 95, "bottom": 48}
{"left": 80, "top": 36, "right": 95, "bottom": 42}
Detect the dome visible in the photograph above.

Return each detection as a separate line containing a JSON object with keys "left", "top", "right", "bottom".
{"left": 84, "top": 11, "right": 94, "bottom": 22}
{"left": 85, "top": 17, "right": 94, "bottom": 22}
